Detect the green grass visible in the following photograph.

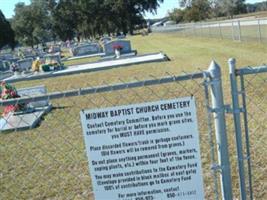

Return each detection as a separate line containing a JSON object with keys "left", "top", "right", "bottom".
{"left": 179, "top": 24, "right": 267, "bottom": 44}
{"left": 1, "top": 33, "right": 267, "bottom": 200}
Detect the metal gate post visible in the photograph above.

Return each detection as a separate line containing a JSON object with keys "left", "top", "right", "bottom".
{"left": 208, "top": 61, "right": 233, "bottom": 200}
{"left": 229, "top": 58, "right": 247, "bottom": 200}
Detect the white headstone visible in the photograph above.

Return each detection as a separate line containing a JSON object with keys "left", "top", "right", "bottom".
{"left": 80, "top": 97, "right": 205, "bottom": 200}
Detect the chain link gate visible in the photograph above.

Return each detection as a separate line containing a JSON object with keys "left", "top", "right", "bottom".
{"left": 228, "top": 59, "right": 267, "bottom": 200}
{"left": 5, "top": 59, "right": 267, "bottom": 199}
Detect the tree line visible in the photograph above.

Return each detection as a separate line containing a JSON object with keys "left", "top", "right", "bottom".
{"left": 1, "top": 0, "right": 266, "bottom": 49}
{"left": 168, "top": 0, "right": 266, "bottom": 23}
{"left": 1, "top": 0, "right": 163, "bottom": 49}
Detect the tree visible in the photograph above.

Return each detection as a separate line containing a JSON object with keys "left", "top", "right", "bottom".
{"left": 218, "top": 0, "right": 246, "bottom": 18}
{"left": 209, "top": 0, "right": 224, "bottom": 19}
{"left": 0, "top": 10, "right": 15, "bottom": 49}
{"left": 12, "top": 1, "right": 52, "bottom": 47}
{"left": 179, "top": 0, "right": 211, "bottom": 22}
{"left": 48, "top": 0, "right": 78, "bottom": 41}
{"left": 168, "top": 8, "right": 185, "bottom": 23}
{"left": 76, "top": 0, "right": 164, "bottom": 37}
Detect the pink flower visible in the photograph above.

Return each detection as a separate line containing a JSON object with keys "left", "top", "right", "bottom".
{"left": 2, "top": 105, "right": 18, "bottom": 116}
{"left": 10, "top": 91, "right": 17, "bottom": 97}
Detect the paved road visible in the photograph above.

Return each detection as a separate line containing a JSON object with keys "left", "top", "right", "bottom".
{"left": 152, "top": 18, "right": 267, "bottom": 32}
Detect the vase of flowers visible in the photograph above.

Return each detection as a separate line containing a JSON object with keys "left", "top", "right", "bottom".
{"left": 0, "top": 82, "right": 26, "bottom": 116}
{"left": 112, "top": 44, "right": 123, "bottom": 58}
{"left": 11, "top": 63, "right": 21, "bottom": 76}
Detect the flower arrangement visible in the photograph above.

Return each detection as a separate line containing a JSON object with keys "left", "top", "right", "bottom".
{"left": 0, "top": 82, "right": 25, "bottom": 116}
{"left": 41, "top": 56, "right": 64, "bottom": 72}
{"left": 11, "top": 63, "right": 20, "bottom": 72}
{"left": 112, "top": 44, "right": 123, "bottom": 51}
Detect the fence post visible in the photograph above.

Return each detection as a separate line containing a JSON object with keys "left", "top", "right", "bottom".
{"left": 219, "top": 22, "right": 223, "bottom": 39}
{"left": 238, "top": 21, "right": 242, "bottom": 41}
{"left": 257, "top": 19, "right": 262, "bottom": 43}
{"left": 208, "top": 61, "right": 233, "bottom": 200}
{"left": 228, "top": 58, "right": 247, "bottom": 200}
{"left": 231, "top": 21, "right": 235, "bottom": 41}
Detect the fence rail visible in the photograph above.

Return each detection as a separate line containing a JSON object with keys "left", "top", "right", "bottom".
{"left": 151, "top": 18, "right": 267, "bottom": 44}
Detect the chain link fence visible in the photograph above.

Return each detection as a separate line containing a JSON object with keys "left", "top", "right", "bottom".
{"left": 0, "top": 69, "right": 227, "bottom": 199}
{"left": 229, "top": 63, "right": 267, "bottom": 200}
{"left": 151, "top": 18, "right": 267, "bottom": 44}
{"left": 0, "top": 60, "right": 267, "bottom": 199}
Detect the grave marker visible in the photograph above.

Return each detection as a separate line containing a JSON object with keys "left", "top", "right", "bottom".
{"left": 71, "top": 43, "right": 101, "bottom": 56}
{"left": 104, "top": 40, "right": 132, "bottom": 56}
{"left": 18, "top": 85, "right": 49, "bottom": 108}
{"left": 100, "top": 37, "right": 112, "bottom": 44}
{"left": 17, "top": 58, "right": 33, "bottom": 71}
{"left": 0, "top": 85, "right": 52, "bottom": 131}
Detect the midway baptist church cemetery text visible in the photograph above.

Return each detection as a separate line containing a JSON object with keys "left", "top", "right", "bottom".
{"left": 80, "top": 97, "right": 205, "bottom": 200}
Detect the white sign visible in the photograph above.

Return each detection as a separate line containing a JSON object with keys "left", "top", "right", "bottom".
{"left": 80, "top": 97, "right": 204, "bottom": 200}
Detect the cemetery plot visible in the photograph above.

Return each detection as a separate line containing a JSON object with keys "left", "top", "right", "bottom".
{"left": 0, "top": 85, "right": 52, "bottom": 132}
{"left": 3, "top": 52, "right": 169, "bottom": 83}
{"left": 56, "top": 52, "right": 169, "bottom": 75}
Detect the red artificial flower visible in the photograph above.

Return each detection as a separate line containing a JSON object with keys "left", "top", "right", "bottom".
{"left": 112, "top": 44, "right": 123, "bottom": 50}
{"left": 3, "top": 105, "right": 19, "bottom": 116}
{"left": 0, "top": 81, "right": 24, "bottom": 116}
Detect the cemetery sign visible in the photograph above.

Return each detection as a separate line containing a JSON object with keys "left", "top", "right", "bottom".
{"left": 80, "top": 97, "right": 205, "bottom": 200}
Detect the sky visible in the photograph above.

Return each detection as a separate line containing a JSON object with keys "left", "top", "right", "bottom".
{"left": 0, "top": 0, "right": 266, "bottom": 19}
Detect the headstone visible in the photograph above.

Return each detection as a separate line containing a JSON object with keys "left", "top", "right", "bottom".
{"left": 117, "top": 34, "right": 126, "bottom": 39}
{"left": 51, "top": 45, "right": 61, "bottom": 53}
{"left": 0, "top": 60, "right": 4, "bottom": 71}
{"left": 100, "top": 37, "right": 112, "bottom": 44}
{"left": 44, "top": 54, "right": 61, "bottom": 65}
{"left": 71, "top": 43, "right": 101, "bottom": 56}
{"left": 17, "top": 85, "right": 49, "bottom": 108}
{"left": 23, "top": 49, "right": 35, "bottom": 58}
{"left": 104, "top": 40, "right": 132, "bottom": 56}
{"left": 17, "top": 58, "right": 33, "bottom": 71}
{"left": 35, "top": 49, "right": 46, "bottom": 57}
{"left": 0, "top": 85, "right": 52, "bottom": 131}
{"left": 0, "top": 53, "right": 14, "bottom": 60}
{"left": 0, "top": 60, "right": 10, "bottom": 72}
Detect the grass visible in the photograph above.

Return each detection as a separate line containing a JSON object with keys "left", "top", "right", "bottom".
{"left": 175, "top": 23, "right": 267, "bottom": 44}
{"left": 1, "top": 33, "right": 267, "bottom": 200}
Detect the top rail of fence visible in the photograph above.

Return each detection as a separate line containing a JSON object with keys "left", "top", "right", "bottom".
{"left": 236, "top": 65, "right": 267, "bottom": 76}
{"left": 0, "top": 71, "right": 206, "bottom": 106}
